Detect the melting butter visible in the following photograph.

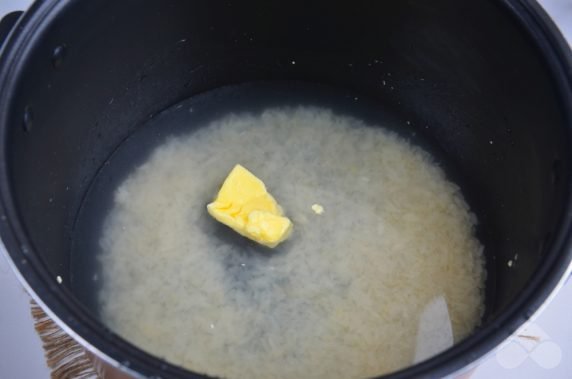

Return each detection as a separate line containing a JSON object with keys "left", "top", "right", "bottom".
{"left": 207, "top": 164, "right": 292, "bottom": 248}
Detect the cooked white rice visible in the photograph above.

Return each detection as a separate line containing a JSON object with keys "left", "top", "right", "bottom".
{"left": 99, "top": 107, "right": 485, "bottom": 379}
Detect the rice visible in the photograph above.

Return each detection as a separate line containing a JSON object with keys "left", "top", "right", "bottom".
{"left": 98, "top": 107, "right": 485, "bottom": 379}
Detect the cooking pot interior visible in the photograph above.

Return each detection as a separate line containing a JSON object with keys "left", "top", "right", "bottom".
{"left": 2, "top": 0, "right": 570, "bottom": 376}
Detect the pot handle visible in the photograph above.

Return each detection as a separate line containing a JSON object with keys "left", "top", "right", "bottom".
{"left": 0, "top": 11, "right": 23, "bottom": 49}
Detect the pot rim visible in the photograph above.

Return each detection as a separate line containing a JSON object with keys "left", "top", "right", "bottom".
{"left": 0, "top": 1, "right": 571, "bottom": 378}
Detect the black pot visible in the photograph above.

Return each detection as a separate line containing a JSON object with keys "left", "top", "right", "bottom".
{"left": 1, "top": 1, "right": 571, "bottom": 378}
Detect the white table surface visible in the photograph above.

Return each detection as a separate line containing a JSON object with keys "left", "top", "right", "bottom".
{"left": 1, "top": 1, "right": 571, "bottom": 378}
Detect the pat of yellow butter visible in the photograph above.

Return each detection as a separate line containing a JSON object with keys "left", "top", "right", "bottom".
{"left": 207, "top": 164, "right": 293, "bottom": 248}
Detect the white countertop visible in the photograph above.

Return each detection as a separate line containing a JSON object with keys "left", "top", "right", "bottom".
{"left": 1, "top": 1, "right": 571, "bottom": 378}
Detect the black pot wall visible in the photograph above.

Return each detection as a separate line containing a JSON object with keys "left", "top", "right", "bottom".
{"left": 0, "top": 1, "right": 571, "bottom": 378}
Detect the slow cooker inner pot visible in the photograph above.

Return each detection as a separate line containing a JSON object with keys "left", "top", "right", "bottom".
{"left": 5, "top": 0, "right": 569, "bottom": 351}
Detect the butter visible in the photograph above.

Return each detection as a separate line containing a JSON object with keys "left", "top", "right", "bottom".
{"left": 207, "top": 164, "right": 292, "bottom": 247}
{"left": 311, "top": 204, "right": 324, "bottom": 215}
